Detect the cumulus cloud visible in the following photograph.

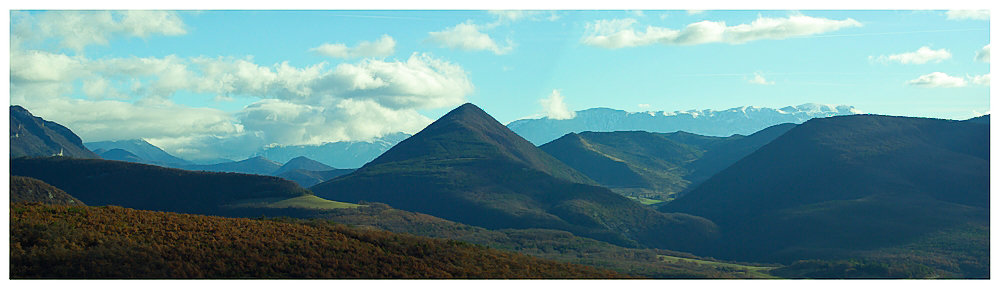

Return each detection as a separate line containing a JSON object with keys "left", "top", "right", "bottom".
{"left": 425, "top": 21, "right": 514, "bottom": 55}
{"left": 11, "top": 10, "right": 186, "bottom": 51}
{"left": 638, "top": 104, "right": 651, "bottom": 109}
{"left": 747, "top": 72, "right": 775, "bottom": 85}
{"left": 687, "top": 10, "right": 705, "bottom": 15}
{"left": 905, "top": 72, "right": 967, "bottom": 87}
{"left": 975, "top": 44, "right": 990, "bottom": 63}
{"left": 582, "top": 14, "right": 861, "bottom": 49}
{"left": 310, "top": 34, "right": 396, "bottom": 58}
{"left": 539, "top": 90, "right": 576, "bottom": 120}
{"left": 870, "top": 46, "right": 952, "bottom": 64}
{"left": 946, "top": 10, "right": 990, "bottom": 20}
{"left": 969, "top": 74, "right": 990, "bottom": 86}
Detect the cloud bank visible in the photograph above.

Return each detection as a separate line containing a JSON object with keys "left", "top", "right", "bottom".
{"left": 871, "top": 46, "right": 952, "bottom": 64}
{"left": 946, "top": 10, "right": 990, "bottom": 20}
{"left": 425, "top": 21, "right": 513, "bottom": 55}
{"left": 975, "top": 44, "right": 990, "bottom": 63}
{"left": 581, "top": 14, "right": 862, "bottom": 49}
{"left": 905, "top": 72, "right": 967, "bottom": 87}
{"left": 310, "top": 35, "right": 396, "bottom": 58}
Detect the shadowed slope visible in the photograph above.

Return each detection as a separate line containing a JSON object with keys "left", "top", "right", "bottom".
{"left": 312, "top": 103, "right": 717, "bottom": 251}
{"left": 659, "top": 115, "right": 989, "bottom": 272}
{"left": 10, "top": 105, "right": 100, "bottom": 159}
{"left": 10, "top": 176, "right": 85, "bottom": 206}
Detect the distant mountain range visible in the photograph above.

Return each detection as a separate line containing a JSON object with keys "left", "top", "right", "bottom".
{"left": 311, "top": 103, "right": 719, "bottom": 250}
{"left": 507, "top": 103, "right": 860, "bottom": 145}
{"left": 539, "top": 123, "right": 796, "bottom": 200}
{"left": 252, "top": 132, "right": 411, "bottom": 169}
{"left": 659, "top": 114, "right": 989, "bottom": 276}
{"left": 86, "top": 139, "right": 192, "bottom": 166}
{"left": 10, "top": 106, "right": 100, "bottom": 159}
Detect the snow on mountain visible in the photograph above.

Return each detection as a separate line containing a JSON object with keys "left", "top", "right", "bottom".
{"left": 251, "top": 132, "right": 411, "bottom": 169}
{"left": 507, "top": 103, "right": 860, "bottom": 145}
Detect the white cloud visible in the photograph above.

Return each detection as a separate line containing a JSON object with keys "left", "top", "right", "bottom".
{"left": 748, "top": 72, "right": 775, "bottom": 85}
{"left": 687, "top": 10, "right": 705, "bottom": 15}
{"left": 638, "top": 103, "right": 651, "bottom": 109}
{"left": 946, "top": 10, "right": 990, "bottom": 20}
{"left": 324, "top": 53, "right": 474, "bottom": 109}
{"left": 871, "top": 46, "right": 952, "bottom": 64}
{"left": 488, "top": 10, "right": 545, "bottom": 23}
{"left": 10, "top": 49, "right": 87, "bottom": 83}
{"left": 11, "top": 10, "right": 186, "bottom": 51}
{"left": 425, "top": 21, "right": 514, "bottom": 55}
{"left": 582, "top": 14, "right": 861, "bottom": 49}
{"left": 975, "top": 44, "right": 990, "bottom": 63}
{"left": 310, "top": 34, "right": 396, "bottom": 58}
{"left": 628, "top": 10, "right": 645, "bottom": 17}
{"left": 970, "top": 74, "right": 990, "bottom": 86}
{"left": 539, "top": 89, "right": 576, "bottom": 120}
{"left": 906, "top": 72, "right": 968, "bottom": 87}
{"left": 237, "top": 98, "right": 432, "bottom": 146}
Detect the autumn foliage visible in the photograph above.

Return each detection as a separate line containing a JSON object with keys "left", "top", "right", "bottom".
{"left": 10, "top": 203, "right": 625, "bottom": 279}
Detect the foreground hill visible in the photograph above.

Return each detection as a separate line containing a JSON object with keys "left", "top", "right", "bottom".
{"left": 508, "top": 103, "right": 858, "bottom": 145}
{"left": 10, "top": 105, "right": 100, "bottom": 159}
{"left": 10, "top": 176, "right": 85, "bottom": 206}
{"left": 659, "top": 115, "right": 989, "bottom": 277}
{"left": 538, "top": 123, "right": 795, "bottom": 201}
{"left": 10, "top": 156, "right": 312, "bottom": 216}
{"left": 10, "top": 203, "right": 623, "bottom": 278}
{"left": 85, "top": 139, "right": 192, "bottom": 167}
{"left": 312, "top": 103, "right": 718, "bottom": 251}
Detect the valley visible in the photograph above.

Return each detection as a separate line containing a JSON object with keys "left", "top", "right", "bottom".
{"left": 8, "top": 103, "right": 990, "bottom": 279}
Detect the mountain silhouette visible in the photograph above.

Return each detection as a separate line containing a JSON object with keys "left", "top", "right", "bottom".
{"left": 311, "top": 103, "right": 718, "bottom": 250}
{"left": 276, "top": 169, "right": 354, "bottom": 188}
{"left": 659, "top": 114, "right": 989, "bottom": 269}
{"left": 271, "top": 156, "right": 336, "bottom": 176}
{"left": 85, "top": 139, "right": 192, "bottom": 166}
{"left": 10, "top": 105, "right": 100, "bottom": 159}
{"left": 183, "top": 156, "right": 282, "bottom": 175}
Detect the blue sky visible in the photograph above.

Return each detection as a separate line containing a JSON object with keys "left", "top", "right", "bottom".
{"left": 7, "top": 7, "right": 992, "bottom": 161}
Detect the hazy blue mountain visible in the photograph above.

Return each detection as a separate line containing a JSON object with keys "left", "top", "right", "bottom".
{"left": 95, "top": 148, "right": 146, "bottom": 164}
{"left": 252, "top": 132, "right": 411, "bottom": 168}
{"left": 271, "top": 156, "right": 336, "bottom": 175}
{"left": 508, "top": 103, "right": 859, "bottom": 145}
{"left": 182, "top": 156, "right": 282, "bottom": 175}
{"left": 10, "top": 105, "right": 100, "bottom": 159}
{"left": 85, "top": 139, "right": 191, "bottom": 166}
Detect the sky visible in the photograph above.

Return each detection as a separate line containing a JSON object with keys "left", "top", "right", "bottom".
{"left": 6, "top": 4, "right": 993, "bottom": 161}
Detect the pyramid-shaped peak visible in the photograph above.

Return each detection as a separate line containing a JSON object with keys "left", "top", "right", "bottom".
{"left": 363, "top": 102, "right": 595, "bottom": 185}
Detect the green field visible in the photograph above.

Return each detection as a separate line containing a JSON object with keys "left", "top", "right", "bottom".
{"left": 627, "top": 196, "right": 666, "bottom": 205}
{"left": 231, "top": 195, "right": 363, "bottom": 209}
{"left": 657, "top": 255, "right": 778, "bottom": 278}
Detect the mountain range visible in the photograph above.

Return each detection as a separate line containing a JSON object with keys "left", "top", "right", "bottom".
{"left": 252, "top": 132, "right": 411, "bottom": 168}
{"left": 311, "top": 103, "right": 719, "bottom": 251}
{"left": 659, "top": 114, "right": 989, "bottom": 276}
{"left": 539, "top": 123, "right": 796, "bottom": 201}
{"left": 86, "top": 139, "right": 192, "bottom": 166}
{"left": 10, "top": 105, "right": 100, "bottom": 159}
{"left": 507, "top": 103, "right": 859, "bottom": 145}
